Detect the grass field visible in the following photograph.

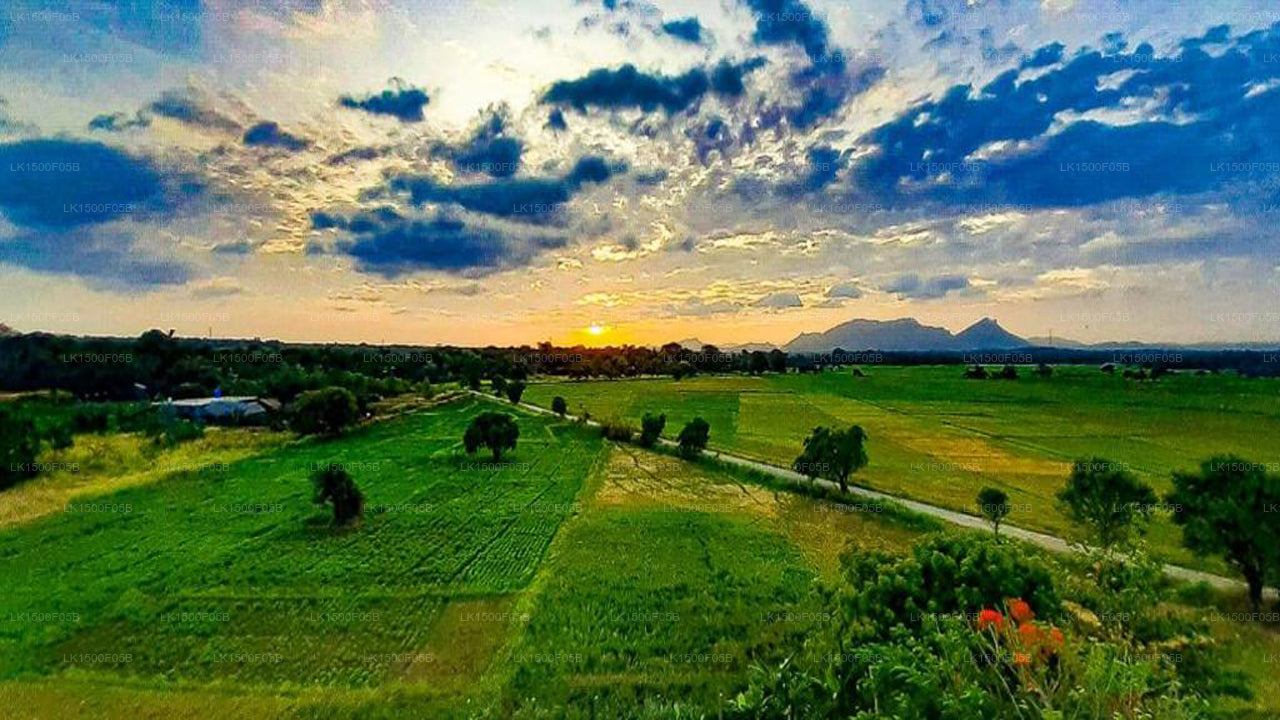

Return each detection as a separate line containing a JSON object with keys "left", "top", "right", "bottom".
{"left": 523, "top": 367, "right": 1280, "bottom": 573}
{"left": 4, "top": 391, "right": 1278, "bottom": 718}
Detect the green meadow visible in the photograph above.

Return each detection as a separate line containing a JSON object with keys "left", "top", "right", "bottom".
{"left": 524, "top": 367, "right": 1280, "bottom": 573}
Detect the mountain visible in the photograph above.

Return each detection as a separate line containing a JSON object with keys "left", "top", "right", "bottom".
{"left": 670, "top": 339, "right": 779, "bottom": 353}
{"left": 784, "top": 318, "right": 962, "bottom": 353}
{"left": 0, "top": 323, "right": 16, "bottom": 337}
{"left": 954, "top": 318, "right": 1031, "bottom": 350}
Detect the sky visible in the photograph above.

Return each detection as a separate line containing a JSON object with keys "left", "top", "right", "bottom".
{"left": 2, "top": 0, "right": 1280, "bottom": 347}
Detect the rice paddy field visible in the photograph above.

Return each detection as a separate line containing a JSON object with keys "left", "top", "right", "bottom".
{"left": 523, "top": 367, "right": 1280, "bottom": 573}
{"left": 4, "top": 389, "right": 1279, "bottom": 718}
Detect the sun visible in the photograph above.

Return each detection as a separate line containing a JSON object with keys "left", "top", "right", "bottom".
{"left": 587, "top": 324, "right": 604, "bottom": 336}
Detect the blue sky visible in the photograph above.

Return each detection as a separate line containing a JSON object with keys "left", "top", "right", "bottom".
{"left": 2, "top": 0, "right": 1279, "bottom": 346}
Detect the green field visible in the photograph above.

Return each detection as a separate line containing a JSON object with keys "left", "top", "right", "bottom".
{"left": 523, "top": 367, "right": 1280, "bottom": 572}
{"left": 4, "top": 391, "right": 1279, "bottom": 718}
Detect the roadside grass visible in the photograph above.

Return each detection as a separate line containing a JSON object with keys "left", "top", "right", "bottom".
{"left": 525, "top": 368, "right": 1280, "bottom": 574}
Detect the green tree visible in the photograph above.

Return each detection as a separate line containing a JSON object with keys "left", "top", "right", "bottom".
{"left": 1056, "top": 458, "right": 1157, "bottom": 549}
{"left": 311, "top": 465, "right": 364, "bottom": 526}
{"left": 0, "top": 408, "right": 41, "bottom": 491}
{"left": 464, "top": 412, "right": 519, "bottom": 461}
{"left": 677, "top": 417, "right": 710, "bottom": 459}
{"left": 506, "top": 380, "right": 526, "bottom": 404}
{"left": 792, "top": 427, "right": 831, "bottom": 484}
{"left": 1166, "top": 456, "right": 1280, "bottom": 611}
{"left": 551, "top": 396, "right": 567, "bottom": 417}
{"left": 824, "top": 425, "right": 868, "bottom": 494}
{"left": 977, "top": 486, "right": 1011, "bottom": 537}
{"left": 291, "top": 386, "right": 359, "bottom": 437}
{"left": 638, "top": 412, "right": 666, "bottom": 447}
{"left": 491, "top": 376, "right": 508, "bottom": 397}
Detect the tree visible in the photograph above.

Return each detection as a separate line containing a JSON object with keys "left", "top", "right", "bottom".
{"left": 311, "top": 465, "right": 363, "bottom": 526}
{"left": 977, "top": 486, "right": 1011, "bottom": 537}
{"left": 792, "top": 427, "right": 831, "bottom": 484}
{"left": 1166, "top": 456, "right": 1280, "bottom": 611}
{"left": 506, "top": 380, "right": 526, "bottom": 404}
{"left": 1035, "top": 363, "right": 1053, "bottom": 378}
{"left": 768, "top": 349, "right": 788, "bottom": 373}
{"left": 0, "top": 408, "right": 40, "bottom": 491}
{"left": 825, "top": 425, "right": 868, "bottom": 494}
{"left": 638, "top": 412, "right": 666, "bottom": 447}
{"left": 1056, "top": 458, "right": 1157, "bottom": 549}
{"left": 491, "top": 376, "right": 508, "bottom": 397}
{"left": 749, "top": 351, "right": 770, "bottom": 375}
{"left": 677, "top": 417, "right": 710, "bottom": 459}
{"left": 551, "top": 396, "right": 568, "bottom": 417}
{"left": 464, "top": 412, "right": 519, "bottom": 461}
{"left": 965, "top": 365, "right": 988, "bottom": 379}
{"left": 996, "top": 364, "right": 1019, "bottom": 380}
{"left": 292, "top": 386, "right": 359, "bottom": 437}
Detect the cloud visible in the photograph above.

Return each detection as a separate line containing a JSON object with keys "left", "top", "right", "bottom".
{"left": 326, "top": 146, "right": 385, "bottom": 166}
{"left": 433, "top": 107, "right": 523, "bottom": 177}
{"left": 0, "top": 228, "right": 190, "bottom": 289}
{"left": 543, "top": 60, "right": 764, "bottom": 114}
{"left": 88, "top": 111, "right": 151, "bottom": 132}
{"left": 546, "top": 109, "right": 568, "bottom": 132}
{"left": 190, "top": 277, "right": 244, "bottom": 298}
{"left": 147, "top": 89, "right": 241, "bottom": 132}
{"left": 883, "top": 273, "right": 969, "bottom": 299}
{"left": 855, "top": 27, "right": 1280, "bottom": 208}
{"left": 339, "top": 81, "right": 430, "bottom": 122}
{"left": 211, "top": 241, "right": 253, "bottom": 255}
{"left": 389, "top": 155, "right": 621, "bottom": 223}
{"left": 744, "top": 0, "right": 830, "bottom": 61}
{"left": 242, "top": 121, "right": 309, "bottom": 151}
{"left": 825, "top": 281, "right": 862, "bottom": 298}
{"left": 318, "top": 208, "right": 567, "bottom": 277}
{"left": 752, "top": 291, "right": 804, "bottom": 308}
{"left": 661, "top": 18, "right": 704, "bottom": 44}
{"left": 666, "top": 298, "right": 742, "bottom": 316}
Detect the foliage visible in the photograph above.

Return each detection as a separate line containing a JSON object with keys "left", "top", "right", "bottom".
{"left": 1166, "top": 455, "right": 1280, "bottom": 610}
{"left": 142, "top": 412, "right": 205, "bottom": 449}
{"left": 637, "top": 412, "right": 665, "bottom": 447}
{"left": 0, "top": 407, "right": 40, "bottom": 490}
{"left": 505, "top": 380, "right": 526, "bottom": 404}
{"left": 964, "top": 364, "right": 988, "bottom": 379}
{"left": 677, "top": 416, "right": 710, "bottom": 459}
{"left": 977, "top": 486, "right": 1010, "bottom": 536}
{"left": 995, "top": 364, "right": 1019, "bottom": 380}
{"left": 795, "top": 425, "right": 867, "bottom": 493}
{"left": 491, "top": 376, "right": 507, "bottom": 397}
{"left": 551, "top": 395, "right": 567, "bottom": 417}
{"left": 598, "top": 416, "right": 635, "bottom": 442}
{"left": 291, "top": 386, "right": 360, "bottom": 437}
{"left": 464, "top": 411, "right": 519, "bottom": 461}
{"left": 1056, "top": 457, "right": 1158, "bottom": 548}
{"left": 311, "top": 465, "right": 364, "bottom": 526}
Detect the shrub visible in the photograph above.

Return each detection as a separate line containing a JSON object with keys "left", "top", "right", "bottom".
{"left": 311, "top": 465, "right": 363, "bottom": 526}
{"left": 551, "top": 396, "right": 567, "bottom": 417}
{"left": 291, "top": 386, "right": 359, "bottom": 437}
{"left": 964, "top": 365, "right": 988, "bottom": 379}
{"left": 599, "top": 416, "right": 635, "bottom": 442}
{"left": 677, "top": 417, "right": 710, "bottom": 459}
{"left": 506, "top": 380, "right": 526, "bottom": 404}
{"left": 995, "top": 364, "right": 1019, "bottom": 380}
{"left": 637, "top": 412, "right": 666, "bottom": 447}
{"left": 0, "top": 408, "right": 41, "bottom": 491}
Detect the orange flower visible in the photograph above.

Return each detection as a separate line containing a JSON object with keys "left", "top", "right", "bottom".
{"left": 977, "top": 609, "right": 1004, "bottom": 630}
{"left": 1008, "top": 599, "right": 1034, "bottom": 623}
{"left": 1018, "top": 622, "right": 1042, "bottom": 645}
{"left": 1049, "top": 628, "right": 1064, "bottom": 646}
{"left": 1013, "top": 651, "right": 1032, "bottom": 666}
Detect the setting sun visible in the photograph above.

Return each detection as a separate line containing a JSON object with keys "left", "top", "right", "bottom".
{"left": 588, "top": 324, "right": 604, "bottom": 335}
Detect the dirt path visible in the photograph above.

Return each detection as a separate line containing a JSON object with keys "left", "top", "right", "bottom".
{"left": 470, "top": 391, "right": 1275, "bottom": 599}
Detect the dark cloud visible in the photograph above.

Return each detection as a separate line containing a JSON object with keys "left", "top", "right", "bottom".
{"left": 326, "top": 146, "right": 385, "bottom": 166}
{"left": 211, "top": 241, "right": 253, "bottom": 255}
{"left": 884, "top": 274, "right": 968, "bottom": 299}
{"left": 88, "top": 111, "right": 151, "bottom": 132}
{"left": 826, "top": 281, "right": 862, "bottom": 298}
{"left": 1021, "top": 41, "right": 1064, "bottom": 69}
{"left": 753, "top": 291, "right": 804, "bottom": 308}
{"left": 0, "top": 139, "right": 197, "bottom": 287}
{"left": 147, "top": 90, "right": 241, "bottom": 132}
{"left": 339, "top": 81, "right": 430, "bottom": 122}
{"left": 317, "top": 208, "right": 567, "bottom": 277}
{"left": 661, "top": 17, "right": 705, "bottom": 44}
{"left": 546, "top": 108, "right": 568, "bottom": 132}
{"left": 543, "top": 60, "right": 764, "bottom": 114}
{"left": 433, "top": 108, "right": 523, "bottom": 177}
{"left": 744, "top": 0, "right": 830, "bottom": 61}
{"left": 242, "top": 121, "right": 309, "bottom": 151}
{"left": 854, "top": 26, "right": 1280, "bottom": 208}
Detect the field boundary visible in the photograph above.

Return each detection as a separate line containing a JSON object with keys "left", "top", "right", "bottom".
{"left": 467, "top": 390, "right": 1277, "bottom": 599}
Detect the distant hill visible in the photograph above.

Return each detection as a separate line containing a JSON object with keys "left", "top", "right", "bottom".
{"left": 0, "top": 323, "right": 17, "bottom": 337}
{"left": 784, "top": 317, "right": 1032, "bottom": 353}
{"left": 671, "top": 338, "right": 779, "bottom": 353}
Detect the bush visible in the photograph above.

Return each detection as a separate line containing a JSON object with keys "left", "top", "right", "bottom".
{"left": 506, "top": 380, "right": 526, "bottom": 404}
{"left": 311, "top": 465, "right": 363, "bottom": 526}
{"left": 143, "top": 412, "right": 205, "bottom": 449}
{"left": 677, "top": 417, "right": 710, "bottom": 459}
{"left": 0, "top": 408, "right": 41, "bottom": 490}
{"left": 291, "top": 386, "right": 359, "bottom": 437}
{"left": 599, "top": 416, "right": 635, "bottom": 442}
{"left": 964, "top": 365, "right": 988, "bottom": 379}
{"left": 551, "top": 396, "right": 567, "bottom": 417}
{"left": 995, "top": 364, "right": 1019, "bottom": 380}
{"left": 464, "top": 412, "right": 519, "bottom": 461}
{"left": 638, "top": 412, "right": 666, "bottom": 447}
